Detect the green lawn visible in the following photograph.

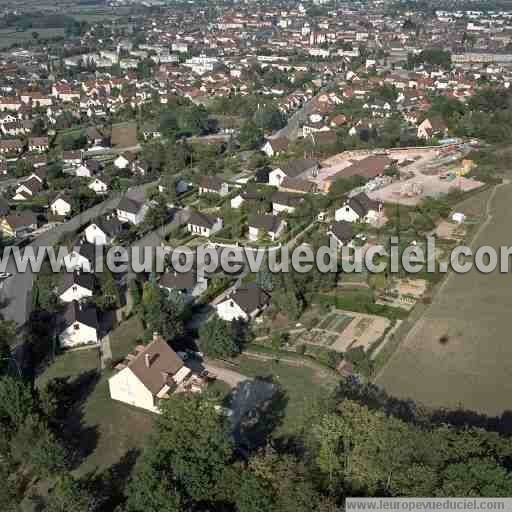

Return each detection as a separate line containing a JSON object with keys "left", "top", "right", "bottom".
{"left": 110, "top": 316, "right": 145, "bottom": 362}
{"left": 231, "top": 355, "right": 337, "bottom": 435}
{"left": 37, "top": 333, "right": 154, "bottom": 477}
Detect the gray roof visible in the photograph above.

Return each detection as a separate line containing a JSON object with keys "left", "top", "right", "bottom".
{"left": 229, "top": 284, "right": 270, "bottom": 315}
{"left": 61, "top": 300, "right": 98, "bottom": 330}
{"left": 279, "top": 158, "right": 318, "bottom": 178}
{"left": 118, "top": 196, "right": 144, "bottom": 214}
{"left": 188, "top": 210, "right": 220, "bottom": 229}
{"left": 159, "top": 270, "right": 200, "bottom": 291}
{"left": 94, "top": 215, "right": 124, "bottom": 237}
{"left": 59, "top": 270, "right": 95, "bottom": 295}
{"left": 330, "top": 221, "right": 353, "bottom": 244}
{"left": 248, "top": 214, "right": 283, "bottom": 234}
{"left": 348, "top": 193, "right": 380, "bottom": 217}
{"left": 272, "top": 191, "right": 305, "bottom": 207}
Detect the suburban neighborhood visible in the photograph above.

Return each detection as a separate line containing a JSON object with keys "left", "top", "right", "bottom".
{"left": 0, "top": 0, "right": 512, "bottom": 509}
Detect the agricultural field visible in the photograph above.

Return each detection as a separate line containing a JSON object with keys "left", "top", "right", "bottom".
{"left": 0, "top": 28, "right": 66, "bottom": 49}
{"left": 376, "top": 182, "right": 512, "bottom": 416}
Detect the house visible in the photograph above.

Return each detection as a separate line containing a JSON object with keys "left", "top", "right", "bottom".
{"left": 272, "top": 191, "right": 305, "bottom": 215}
{"left": 216, "top": 284, "right": 270, "bottom": 322}
{"left": 325, "top": 155, "right": 395, "bottom": 188}
{"left": 116, "top": 197, "right": 147, "bottom": 225}
{"left": 13, "top": 177, "right": 42, "bottom": 200}
{"left": 27, "top": 154, "right": 47, "bottom": 168}
{"left": 50, "top": 195, "right": 73, "bottom": 217}
{"left": 306, "top": 130, "right": 338, "bottom": 147}
{"left": 75, "top": 159, "right": 100, "bottom": 178}
{"left": 268, "top": 158, "right": 319, "bottom": 187}
{"left": 335, "top": 193, "right": 382, "bottom": 223}
{"left": 114, "top": 153, "right": 131, "bottom": 170}
{"left": 187, "top": 210, "right": 223, "bottom": 237}
{"left": 328, "top": 221, "right": 354, "bottom": 249}
{"left": 261, "top": 137, "right": 289, "bottom": 158}
{"left": 247, "top": 214, "right": 286, "bottom": 241}
{"left": 58, "top": 300, "right": 98, "bottom": 348}
{"left": 0, "top": 212, "right": 37, "bottom": 238}
{"left": 58, "top": 270, "right": 95, "bottom": 303}
{"left": 108, "top": 334, "right": 192, "bottom": 413}
{"left": 63, "top": 242, "right": 98, "bottom": 272}
{"left": 159, "top": 270, "right": 207, "bottom": 303}
{"left": 28, "top": 137, "right": 49, "bottom": 152}
{"left": 88, "top": 177, "right": 109, "bottom": 195}
{"left": 417, "top": 117, "right": 448, "bottom": 140}
{"left": 198, "top": 176, "right": 229, "bottom": 196}
{"left": 230, "top": 194, "right": 245, "bottom": 209}
{"left": 0, "top": 139, "right": 23, "bottom": 155}
{"left": 63, "top": 150, "right": 83, "bottom": 165}
{"left": 84, "top": 215, "right": 123, "bottom": 245}
{"left": 279, "top": 177, "right": 318, "bottom": 194}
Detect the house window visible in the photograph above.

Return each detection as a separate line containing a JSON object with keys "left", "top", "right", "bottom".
{"left": 346, "top": 207, "right": 350, "bottom": 212}
{"left": 74, "top": 323, "right": 80, "bottom": 330}
{"left": 230, "top": 301, "right": 234, "bottom": 308}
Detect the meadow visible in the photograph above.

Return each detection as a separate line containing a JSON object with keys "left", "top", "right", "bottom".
{"left": 376, "top": 183, "right": 512, "bottom": 416}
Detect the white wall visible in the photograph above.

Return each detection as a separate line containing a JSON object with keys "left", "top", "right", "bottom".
{"left": 85, "top": 224, "right": 109, "bottom": 245}
{"left": 216, "top": 300, "right": 248, "bottom": 321}
{"left": 109, "top": 367, "right": 158, "bottom": 413}
{"left": 59, "top": 284, "right": 93, "bottom": 303}
{"left": 59, "top": 322, "right": 98, "bottom": 348}
{"left": 335, "top": 205, "right": 360, "bottom": 223}
{"left": 269, "top": 169, "right": 286, "bottom": 187}
{"left": 63, "top": 252, "right": 92, "bottom": 272}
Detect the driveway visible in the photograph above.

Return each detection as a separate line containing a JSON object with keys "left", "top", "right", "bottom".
{"left": 203, "top": 362, "right": 250, "bottom": 388}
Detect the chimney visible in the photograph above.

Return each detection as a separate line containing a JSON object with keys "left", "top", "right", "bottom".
{"left": 145, "top": 353, "right": 151, "bottom": 368}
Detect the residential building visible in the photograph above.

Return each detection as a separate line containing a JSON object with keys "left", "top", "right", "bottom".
{"left": 109, "top": 334, "right": 193, "bottom": 413}
{"left": 216, "top": 284, "right": 270, "bottom": 322}
{"left": 58, "top": 301, "right": 98, "bottom": 348}
{"left": 187, "top": 210, "right": 223, "bottom": 237}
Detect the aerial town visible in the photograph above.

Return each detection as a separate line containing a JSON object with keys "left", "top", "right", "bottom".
{"left": 1, "top": 0, "right": 512, "bottom": 509}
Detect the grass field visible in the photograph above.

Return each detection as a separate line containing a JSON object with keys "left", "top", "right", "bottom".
{"left": 376, "top": 182, "right": 512, "bottom": 416}
{"left": 37, "top": 320, "right": 154, "bottom": 477}
{"left": 232, "top": 355, "right": 337, "bottom": 435}
{"left": 0, "top": 28, "right": 66, "bottom": 49}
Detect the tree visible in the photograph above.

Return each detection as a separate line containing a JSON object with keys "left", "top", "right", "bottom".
{"left": 239, "top": 120, "right": 264, "bottom": 150}
{"left": 15, "top": 159, "right": 34, "bottom": 178}
{"left": 125, "top": 448, "right": 181, "bottom": 512}
{"left": 199, "top": 314, "right": 241, "bottom": 358}
{"left": 271, "top": 273, "right": 304, "bottom": 321}
{"left": 127, "top": 394, "right": 232, "bottom": 509}
{"left": 95, "top": 268, "right": 119, "bottom": 311}
{"left": 31, "top": 117, "right": 46, "bottom": 136}
{"left": 0, "top": 321, "right": 15, "bottom": 377}
{"left": 45, "top": 475, "right": 98, "bottom": 512}
{"left": 142, "top": 279, "right": 185, "bottom": 340}
{"left": 10, "top": 414, "right": 68, "bottom": 477}
{"left": 156, "top": 394, "right": 233, "bottom": 502}
{"left": 0, "top": 376, "right": 35, "bottom": 430}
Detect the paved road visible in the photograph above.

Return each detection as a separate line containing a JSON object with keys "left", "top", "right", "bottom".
{"left": 0, "top": 182, "right": 156, "bottom": 329}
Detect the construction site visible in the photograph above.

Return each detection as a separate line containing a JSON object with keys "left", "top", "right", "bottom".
{"left": 319, "top": 142, "right": 485, "bottom": 206}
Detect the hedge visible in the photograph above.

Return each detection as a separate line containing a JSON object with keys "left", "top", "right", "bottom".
{"left": 313, "top": 293, "right": 408, "bottom": 320}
